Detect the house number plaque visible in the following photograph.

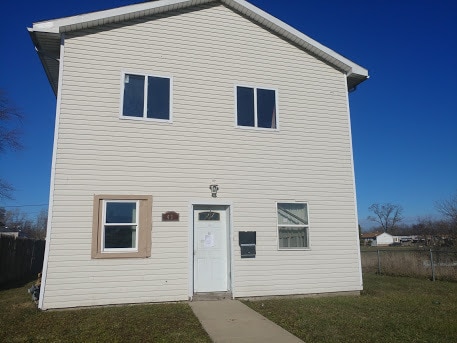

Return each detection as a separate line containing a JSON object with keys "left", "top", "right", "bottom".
{"left": 162, "top": 211, "right": 179, "bottom": 221}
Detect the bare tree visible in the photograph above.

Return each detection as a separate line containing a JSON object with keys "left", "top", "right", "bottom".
{"left": 0, "top": 207, "right": 5, "bottom": 227}
{"left": 2, "top": 207, "right": 47, "bottom": 240}
{"left": 368, "top": 203, "right": 403, "bottom": 233}
{"left": 32, "top": 209, "right": 48, "bottom": 240}
{"left": 0, "top": 89, "right": 23, "bottom": 199}
{"left": 0, "top": 180, "right": 15, "bottom": 200}
{"left": 435, "top": 192, "right": 457, "bottom": 225}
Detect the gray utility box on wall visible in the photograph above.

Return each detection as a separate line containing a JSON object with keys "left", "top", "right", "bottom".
{"left": 239, "top": 231, "right": 256, "bottom": 258}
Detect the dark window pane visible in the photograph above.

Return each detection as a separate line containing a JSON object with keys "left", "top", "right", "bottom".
{"left": 257, "top": 88, "right": 276, "bottom": 128}
{"left": 147, "top": 76, "right": 170, "bottom": 120}
{"left": 104, "top": 225, "right": 137, "bottom": 249}
{"left": 237, "top": 86, "right": 255, "bottom": 127}
{"left": 105, "top": 202, "right": 137, "bottom": 224}
{"left": 198, "top": 212, "right": 220, "bottom": 221}
{"left": 123, "top": 74, "right": 145, "bottom": 117}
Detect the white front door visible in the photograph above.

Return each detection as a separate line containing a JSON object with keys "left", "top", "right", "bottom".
{"left": 193, "top": 206, "right": 229, "bottom": 293}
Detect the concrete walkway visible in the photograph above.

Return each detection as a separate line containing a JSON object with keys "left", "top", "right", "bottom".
{"left": 190, "top": 300, "right": 304, "bottom": 343}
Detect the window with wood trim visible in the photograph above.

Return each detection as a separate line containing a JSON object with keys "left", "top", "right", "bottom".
{"left": 92, "top": 195, "right": 152, "bottom": 259}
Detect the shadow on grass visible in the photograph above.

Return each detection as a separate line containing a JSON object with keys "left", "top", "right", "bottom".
{"left": 0, "top": 276, "right": 36, "bottom": 291}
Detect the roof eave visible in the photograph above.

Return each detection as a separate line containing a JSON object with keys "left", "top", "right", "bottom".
{"left": 29, "top": 0, "right": 369, "bottom": 93}
{"left": 28, "top": 29, "right": 60, "bottom": 96}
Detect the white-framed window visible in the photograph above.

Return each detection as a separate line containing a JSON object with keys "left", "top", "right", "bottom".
{"left": 121, "top": 73, "right": 172, "bottom": 121}
{"left": 102, "top": 200, "right": 139, "bottom": 252}
{"left": 236, "top": 85, "right": 277, "bottom": 129}
{"left": 92, "top": 195, "right": 152, "bottom": 259}
{"left": 277, "top": 202, "right": 309, "bottom": 249}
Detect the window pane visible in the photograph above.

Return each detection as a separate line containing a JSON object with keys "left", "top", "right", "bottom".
{"left": 237, "top": 86, "right": 255, "bottom": 127}
{"left": 104, "top": 225, "right": 137, "bottom": 249}
{"left": 278, "top": 203, "right": 308, "bottom": 225}
{"left": 123, "top": 74, "right": 145, "bottom": 117}
{"left": 257, "top": 88, "right": 276, "bottom": 129}
{"left": 105, "top": 202, "right": 137, "bottom": 224}
{"left": 147, "top": 76, "right": 170, "bottom": 120}
{"left": 279, "top": 227, "right": 307, "bottom": 248}
{"left": 198, "top": 212, "right": 220, "bottom": 221}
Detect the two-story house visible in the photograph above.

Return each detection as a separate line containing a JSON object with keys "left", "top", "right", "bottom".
{"left": 29, "top": 0, "right": 369, "bottom": 310}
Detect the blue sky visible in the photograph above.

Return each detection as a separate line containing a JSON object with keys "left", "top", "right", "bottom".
{"left": 1, "top": 0, "right": 456, "bottom": 229}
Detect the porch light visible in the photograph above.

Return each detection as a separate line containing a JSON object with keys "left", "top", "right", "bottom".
{"left": 209, "top": 183, "right": 219, "bottom": 198}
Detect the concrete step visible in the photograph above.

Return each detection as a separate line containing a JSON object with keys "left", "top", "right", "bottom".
{"left": 192, "top": 292, "right": 233, "bottom": 301}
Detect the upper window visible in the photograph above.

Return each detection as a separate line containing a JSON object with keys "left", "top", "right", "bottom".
{"left": 122, "top": 73, "right": 171, "bottom": 121}
{"left": 277, "top": 203, "right": 309, "bottom": 249}
{"left": 92, "top": 195, "right": 152, "bottom": 259}
{"left": 236, "top": 86, "right": 277, "bottom": 129}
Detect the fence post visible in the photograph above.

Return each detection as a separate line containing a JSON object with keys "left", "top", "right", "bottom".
{"left": 377, "top": 249, "right": 382, "bottom": 274}
{"left": 430, "top": 249, "right": 435, "bottom": 282}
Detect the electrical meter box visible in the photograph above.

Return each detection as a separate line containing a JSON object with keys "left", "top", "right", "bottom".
{"left": 239, "top": 231, "right": 256, "bottom": 258}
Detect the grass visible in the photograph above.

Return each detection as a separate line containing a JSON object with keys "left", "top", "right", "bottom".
{"left": 2, "top": 275, "right": 457, "bottom": 342}
{"left": 0, "top": 282, "right": 211, "bottom": 343}
{"left": 243, "top": 274, "right": 457, "bottom": 343}
{"left": 361, "top": 249, "right": 457, "bottom": 281}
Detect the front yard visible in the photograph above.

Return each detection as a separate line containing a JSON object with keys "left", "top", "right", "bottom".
{"left": 1, "top": 274, "right": 456, "bottom": 342}
{"left": 244, "top": 274, "right": 457, "bottom": 343}
{"left": 0, "top": 283, "right": 211, "bottom": 342}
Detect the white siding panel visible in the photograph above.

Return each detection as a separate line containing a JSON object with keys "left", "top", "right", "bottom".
{"left": 43, "top": 4, "right": 361, "bottom": 309}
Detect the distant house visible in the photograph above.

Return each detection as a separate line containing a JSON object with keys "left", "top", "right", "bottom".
{"left": 361, "top": 232, "right": 401, "bottom": 246}
{"left": 29, "top": 0, "right": 368, "bottom": 310}
{"left": 371, "top": 232, "right": 395, "bottom": 247}
{"left": 360, "top": 232, "right": 380, "bottom": 245}
{"left": 0, "top": 228, "right": 22, "bottom": 238}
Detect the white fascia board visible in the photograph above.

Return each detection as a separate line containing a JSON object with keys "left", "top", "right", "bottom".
{"left": 29, "top": 0, "right": 368, "bottom": 87}
{"left": 224, "top": 0, "right": 368, "bottom": 78}
{"left": 30, "top": 0, "right": 213, "bottom": 34}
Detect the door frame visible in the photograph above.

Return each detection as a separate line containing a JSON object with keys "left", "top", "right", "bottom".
{"left": 188, "top": 200, "right": 234, "bottom": 300}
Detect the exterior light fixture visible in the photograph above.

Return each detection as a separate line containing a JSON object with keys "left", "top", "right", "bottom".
{"left": 209, "top": 182, "right": 219, "bottom": 198}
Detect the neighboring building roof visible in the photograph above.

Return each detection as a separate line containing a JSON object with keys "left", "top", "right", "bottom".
{"left": 0, "top": 227, "right": 22, "bottom": 238}
{"left": 28, "top": 0, "right": 369, "bottom": 95}
{"left": 360, "top": 231, "right": 390, "bottom": 239}
{"left": 0, "top": 227, "right": 20, "bottom": 233}
{"left": 360, "top": 232, "right": 379, "bottom": 239}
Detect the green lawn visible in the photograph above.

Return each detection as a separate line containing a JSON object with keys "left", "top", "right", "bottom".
{"left": 0, "top": 282, "right": 211, "bottom": 343}
{"left": 244, "top": 274, "right": 457, "bottom": 343}
{"left": 2, "top": 275, "right": 456, "bottom": 342}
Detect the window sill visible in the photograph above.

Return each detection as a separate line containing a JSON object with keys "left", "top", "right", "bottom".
{"left": 120, "top": 116, "right": 172, "bottom": 124}
{"left": 92, "top": 251, "right": 150, "bottom": 259}
{"left": 236, "top": 125, "right": 279, "bottom": 132}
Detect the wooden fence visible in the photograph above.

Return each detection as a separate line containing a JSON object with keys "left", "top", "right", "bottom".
{"left": 0, "top": 235, "right": 45, "bottom": 286}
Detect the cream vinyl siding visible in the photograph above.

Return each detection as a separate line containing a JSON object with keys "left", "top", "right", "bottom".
{"left": 43, "top": 3, "right": 360, "bottom": 309}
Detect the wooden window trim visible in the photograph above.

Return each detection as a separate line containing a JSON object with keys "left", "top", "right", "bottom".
{"left": 92, "top": 195, "right": 152, "bottom": 259}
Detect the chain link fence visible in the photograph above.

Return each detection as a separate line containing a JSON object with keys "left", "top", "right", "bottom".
{"left": 361, "top": 248, "right": 457, "bottom": 281}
